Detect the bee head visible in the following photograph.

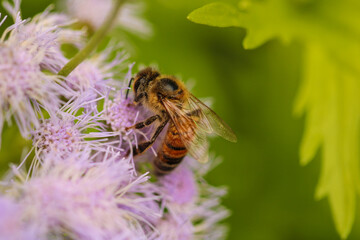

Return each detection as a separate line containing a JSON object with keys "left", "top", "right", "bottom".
{"left": 133, "top": 67, "right": 160, "bottom": 102}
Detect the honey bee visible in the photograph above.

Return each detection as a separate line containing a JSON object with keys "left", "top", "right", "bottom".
{"left": 126, "top": 67, "right": 237, "bottom": 175}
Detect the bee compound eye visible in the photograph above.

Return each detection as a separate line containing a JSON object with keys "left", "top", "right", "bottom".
{"left": 134, "top": 79, "right": 141, "bottom": 93}
{"left": 160, "top": 78, "right": 178, "bottom": 92}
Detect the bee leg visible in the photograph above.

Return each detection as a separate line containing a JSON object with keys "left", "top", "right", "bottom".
{"left": 131, "top": 118, "right": 169, "bottom": 156}
{"left": 125, "top": 115, "right": 161, "bottom": 131}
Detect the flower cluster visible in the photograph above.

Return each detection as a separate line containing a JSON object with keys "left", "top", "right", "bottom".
{"left": 0, "top": 1, "right": 229, "bottom": 239}
{"left": 65, "top": 0, "right": 152, "bottom": 37}
{"left": 0, "top": 0, "right": 83, "bottom": 140}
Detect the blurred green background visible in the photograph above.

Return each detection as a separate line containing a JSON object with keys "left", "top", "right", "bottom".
{"left": 1, "top": 0, "right": 360, "bottom": 239}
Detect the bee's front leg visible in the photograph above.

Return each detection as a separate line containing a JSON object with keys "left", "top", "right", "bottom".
{"left": 125, "top": 115, "right": 161, "bottom": 131}
{"left": 127, "top": 117, "right": 169, "bottom": 156}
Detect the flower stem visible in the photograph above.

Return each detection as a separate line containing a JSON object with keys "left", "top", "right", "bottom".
{"left": 58, "top": 0, "right": 125, "bottom": 77}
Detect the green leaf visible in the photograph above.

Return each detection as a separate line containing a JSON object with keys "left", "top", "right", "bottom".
{"left": 188, "top": 1, "right": 360, "bottom": 53}
{"left": 295, "top": 44, "right": 360, "bottom": 239}
{"left": 187, "top": 2, "right": 242, "bottom": 27}
{"left": 188, "top": 0, "right": 296, "bottom": 49}
{"left": 189, "top": 0, "right": 360, "bottom": 238}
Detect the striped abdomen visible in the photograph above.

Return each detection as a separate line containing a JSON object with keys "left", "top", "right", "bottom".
{"left": 154, "top": 123, "right": 187, "bottom": 175}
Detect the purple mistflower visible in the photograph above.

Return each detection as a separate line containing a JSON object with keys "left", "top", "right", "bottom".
{"left": 155, "top": 215, "right": 194, "bottom": 240}
{"left": 0, "top": 196, "right": 37, "bottom": 240}
{"left": 65, "top": 48, "right": 127, "bottom": 111}
{"left": 24, "top": 99, "right": 123, "bottom": 177}
{"left": 9, "top": 150, "right": 162, "bottom": 239}
{"left": 0, "top": 3, "right": 79, "bottom": 141}
{"left": 0, "top": 35, "right": 68, "bottom": 140}
{"left": 102, "top": 90, "right": 143, "bottom": 166}
{"left": 103, "top": 93, "right": 139, "bottom": 132}
{"left": 31, "top": 112, "right": 101, "bottom": 157}
{"left": 32, "top": 117, "right": 82, "bottom": 155}
{"left": 65, "top": 0, "right": 152, "bottom": 37}
{"left": 154, "top": 159, "right": 229, "bottom": 240}
{"left": 3, "top": 0, "right": 85, "bottom": 73}
{"left": 160, "top": 164, "right": 198, "bottom": 205}
{"left": 102, "top": 64, "right": 140, "bottom": 138}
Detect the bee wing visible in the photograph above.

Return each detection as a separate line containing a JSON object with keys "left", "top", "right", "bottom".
{"left": 188, "top": 94, "right": 237, "bottom": 143}
{"left": 161, "top": 95, "right": 237, "bottom": 163}
{"left": 161, "top": 98, "right": 209, "bottom": 163}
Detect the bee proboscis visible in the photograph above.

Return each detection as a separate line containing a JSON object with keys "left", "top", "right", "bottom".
{"left": 126, "top": 68, "right": 237, "bottom": 175}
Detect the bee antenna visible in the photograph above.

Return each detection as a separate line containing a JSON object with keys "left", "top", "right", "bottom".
{"left": 125, "top": 77, "right": 134, "bottom": 99}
